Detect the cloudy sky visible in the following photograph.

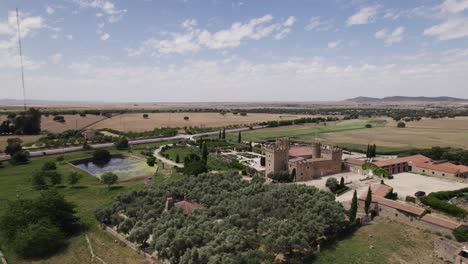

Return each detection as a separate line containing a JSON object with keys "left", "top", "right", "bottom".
{"left": 1, "top": 0, "right": 468, "bottom": 102}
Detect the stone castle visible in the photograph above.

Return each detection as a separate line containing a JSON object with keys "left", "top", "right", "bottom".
{"left": 265, "top": 138, "right": 342, "bottom": 181}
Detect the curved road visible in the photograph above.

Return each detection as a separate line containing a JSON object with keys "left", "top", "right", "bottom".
{"left": 0, "top": 125, "right": 266, "bottom": 161}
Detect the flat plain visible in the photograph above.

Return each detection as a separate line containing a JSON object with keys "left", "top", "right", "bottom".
{"left": 89, "top": 112, "right": 309, "bottom": 132}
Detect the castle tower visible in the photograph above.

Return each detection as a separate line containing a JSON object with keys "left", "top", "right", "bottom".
{"left": 265, "top": 138, "right": 290, "bottom": 176}
{"left": 311, "top": 142, "right": 321, "bottom": 159}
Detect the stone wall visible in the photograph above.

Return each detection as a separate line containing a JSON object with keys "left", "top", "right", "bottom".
{"left": 291, "top": 159, "right": 342, "bottom": 181}
{"left": 359, "top": 200, "right": 457, "bottom": 239}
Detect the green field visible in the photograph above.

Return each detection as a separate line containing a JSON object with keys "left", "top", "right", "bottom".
{"left": 225, "top": 119, "right": 385, "bottom": 144}
{"left": 0, "top": 143, "right": 181, "bottom": 264}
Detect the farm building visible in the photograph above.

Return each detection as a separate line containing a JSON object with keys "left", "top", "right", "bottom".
{"left": 265, "top": 138, "right": 342, "bottom": 181}
{"left": 345, "top": 154, "right": 468, "bottom": 179}
{"left": 359, "top": 184, "right": 464, "bottom": 239}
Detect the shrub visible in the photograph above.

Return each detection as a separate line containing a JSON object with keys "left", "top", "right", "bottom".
{"left": 100, "top": 172, "right": 118, "bottom": 188}
{"left": 405, "top": 196, "right": 416, "bottom": 203}
{"left": 42, "top": 161, "right": 57, "bottom": 171}
{"left": 184, "top": 116, "right": 189, "bottom": 120}
{"left": 0, "top": 190, "right": 80, "bottom": 259}
{"left": 12, "top": 219, "right": 65, "bottom": 258}
{"left": 10, "top": 151, "right": 29, "bottom": 165}
{"left": 68, "top": 172, "right": 82, "bottom": 187}
{"left": 92, "top": 149, "right": 111, "bottom": 165}
{"left": 397, "top": 121, "right": 406, "bottom": 128}
{"left": 115, "top": 137, "right": 129, "bottom": 150}
{"left": 143, "top": 114, "right": 149, "bottom": 119}
{"left": 56, "top": 155, "right": 65, "bottom": 162}
{"left": 268, "top": 171, "right": 292, "bottom": 182}
{"left": 365, "top": 124, "right": 372, "bottom": 128}
{"left": 326, "top": 177, "right": 339, "bottom": 192}
{"left": 147, "top": 156, "right": 156, "bottom": 167}
{"left": 420, "top": 194, "right": 467, "bottom": 218}
{"left": 453, "top": 227, "right": 468, "bottom": 242}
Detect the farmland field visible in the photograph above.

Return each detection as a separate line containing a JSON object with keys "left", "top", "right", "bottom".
{"left": 41, "top": 114, "right": 107, "bottom": 133}
{"left": 89, "top": 113, "right": 309, "bottom": 132}
{"left": 226, "top": 118, "right": 386, "bottom": 142}
{"left": 320, "top": 126, "right": 468, "bottom": 150}
{"left": 225, "top": 117, "right": 468, "bottom": 152}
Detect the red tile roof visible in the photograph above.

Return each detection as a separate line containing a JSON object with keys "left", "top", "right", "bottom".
{"left": 359, "top": 184, "right": 393, "bottom": 200}
{"left": 174, "top": 201, "right": 202, "bottom": 215}
{"left": 372, "top": 196, "right": 426, "bottom": 216}
{"left": 288, "top": 146, "right": 312, "bottom": 157}
{"left": 422, "top": 214, "right": 461, "bottom": 230}
{"left": 413, "top": 161, "right": 468, "bottom": 174}
{"left": 373, "top": 154, "right": 431, "bottom": 167}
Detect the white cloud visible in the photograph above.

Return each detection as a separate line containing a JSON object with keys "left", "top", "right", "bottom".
{"left": 181, "top": 19, "right": 197, "bottom": 29}
{"left": 46, "top": 6, "right": 55, "bottom": 15}
{"left": 10, "top": 52, "right": 468, "bottom": 101}
{"left": 346, "top": 6, "right": 380, "bottom": 26}
{"left": 50, "top": 53, "right": 63, "bottom": 64}
{"left": 130, "top": 14, "right": 295, "bottom": 55}
{"left": 327, "top": 40, "right": 342, "bottom": 49}
{"left": 100, "top": 33, "right": 110, "bottom": 40}
{"left": 305, "top": 16, "right": 333, "bottom": 31}
{"left": 283, "top": 16, "right": 296, "bottom": 27}
{"left": 74, "top": 0, "right": 127, "bottom": 23}
{"left": 375, "top": 27, "right": 405, "bottom": 46}
{"left": 439, "top": 0, "right": 468, "bottom": 13}
{"left": 0, "top": 11, "right": 45, "bottom": 49}
{"left": 275, "top": 28, "right": 291, "bottom": 40}
{"left": 66, "top": 34, "right": 74, "bottom": 40}
{"left": 424, "top": 17, "right": 468, "bottom": 40}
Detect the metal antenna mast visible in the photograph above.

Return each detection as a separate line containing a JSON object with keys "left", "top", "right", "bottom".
{"left": 16, "top": 8, "right": 27, "bottom": 111}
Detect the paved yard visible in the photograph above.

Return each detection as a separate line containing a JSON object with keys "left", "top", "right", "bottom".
{"left": 296, "top": 172, "right": 468, "bottom": 206}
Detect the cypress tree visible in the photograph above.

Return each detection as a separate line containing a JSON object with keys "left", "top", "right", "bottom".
{"left": 238, "top": 131, "right": 241, "bottom": 143}
{"left": 175, "top": 154, "right": 180, "bottom": 164}
{"left": 366, "top": 144, "right": 370, "bottom": 158}
{"left": 373, "top": 144, "right": 377, "bottom": 158}
{"left": 199, "top": 138, "right": 203, "bottom": 149}
{"left": 249, "top": 141, "right": 253, "bottom": 152}
{"left": 365, "top": 186, "right": 372, "bottom": 215}
{"left": 222, "top": 128, "right": 226, "bottom": 140}
{"left": 349, "top": 190, "right": 358, "bottom": 222}
{"left": 218, "top": 130, "right": 222, "bottom": 139}
{"left": 340, "top": 176, "right": 345, "bottom": 188}
{"left": 202, "top": 142, "right": 208, "bottom": 163}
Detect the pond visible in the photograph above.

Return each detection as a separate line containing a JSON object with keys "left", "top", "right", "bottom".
{"left": 72, "top": 155, "right": 155, "bottom": 180}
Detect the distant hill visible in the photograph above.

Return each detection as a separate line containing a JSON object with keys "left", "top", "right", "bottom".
{"left": 345, "top": 96, "right": 468, "bottom": 103}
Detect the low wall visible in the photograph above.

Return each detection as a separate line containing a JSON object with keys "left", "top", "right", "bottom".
{"left": 102, "top": 225, "right": 161, "bottom": 263}
{"left": 361, "top": 200, "right": 457, "bottom": 239}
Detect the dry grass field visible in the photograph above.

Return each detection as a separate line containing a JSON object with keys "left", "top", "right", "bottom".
{"left": 406, "top": 116, "right": 468, "bottom": 129}
{"left": 0, "top": 135, "right": 42, "bottom": 151}
{"left": 320, "top": 117, "right": 468, "bottom": 150}
{"left": 41, "top": 115, "right": 107, "bottom": 133}
{"left": 90, "top": 113, "right": 308, "bottom": 132}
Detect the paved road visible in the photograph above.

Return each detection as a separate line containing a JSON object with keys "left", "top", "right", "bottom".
{"left": 0, "top": 125, "right": 266, "bottom": 161}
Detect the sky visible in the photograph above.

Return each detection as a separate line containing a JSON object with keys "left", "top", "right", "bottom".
{"left": 1, "top": 0, "right": 468, "bottom": 102}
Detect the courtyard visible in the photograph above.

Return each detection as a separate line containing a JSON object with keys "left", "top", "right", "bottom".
{"left": 297, "top": 172, "right": 468, "bottom": 205}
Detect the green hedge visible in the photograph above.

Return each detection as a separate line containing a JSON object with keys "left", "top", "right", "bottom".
{"left": 453, "top": 227, "right": 468, "bottom": 242}
{"left": 420, "top": 193, "right": 467, "bottom": 218}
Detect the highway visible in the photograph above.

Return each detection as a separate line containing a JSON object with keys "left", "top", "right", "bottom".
{"left": 0, "top": 125, "right": 266, "bottom": 161}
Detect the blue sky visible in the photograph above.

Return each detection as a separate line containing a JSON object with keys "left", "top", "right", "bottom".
{"left": 1, "top": 0, "right": 468, "bottom": 102}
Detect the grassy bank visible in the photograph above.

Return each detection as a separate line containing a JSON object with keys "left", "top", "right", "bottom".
{"left": 0, "top": 143, "right": 180, "bottom": 264}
